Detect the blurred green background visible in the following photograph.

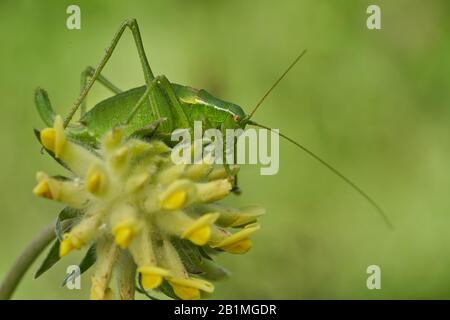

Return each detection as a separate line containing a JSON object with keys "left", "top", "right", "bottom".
{"left": 1, "top": 0, "right": 450, "bottom": 299}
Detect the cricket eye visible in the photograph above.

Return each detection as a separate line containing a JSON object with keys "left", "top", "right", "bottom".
{"left": 233, "top": 115, "right": 241, "bottom": 122}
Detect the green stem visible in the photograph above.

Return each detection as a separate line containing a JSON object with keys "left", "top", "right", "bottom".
{"left": 0, "top": 222, "right": 55, "bottom": 300}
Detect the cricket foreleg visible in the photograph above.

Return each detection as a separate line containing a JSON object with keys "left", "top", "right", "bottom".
{"left": 64, "top": 18, "right": 154, "bottom": 127}
{"left": 79, "top": 66, "right": 123, "bottom": 117}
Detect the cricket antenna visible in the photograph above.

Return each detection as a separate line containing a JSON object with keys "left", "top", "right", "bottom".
{"left": 248, "top": 120, "right": 394, "bottom": 230}
{"left": 248, "top": 49, "right": 307, "bottom": 119}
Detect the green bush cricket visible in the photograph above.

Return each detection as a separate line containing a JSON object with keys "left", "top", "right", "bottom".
{"left": 34, "top": 18, "right": 392, "bottom": 229}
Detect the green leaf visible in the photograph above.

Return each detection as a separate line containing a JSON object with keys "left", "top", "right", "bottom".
{"left": 34, "top": 88, "right": 56, "bottom": 127}
{"left": 34, "top": 240, "right": 60, "bottom": 279}
{"left": 55, "top": 207, "right": 83, "bottom": 241}
{"left": 61, "top": 244, "right": 96, "bottom": 287}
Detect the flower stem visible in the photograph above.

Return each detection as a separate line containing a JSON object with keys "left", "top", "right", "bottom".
{"left": 0, "top": 222, "right": 55, "bottom": 300}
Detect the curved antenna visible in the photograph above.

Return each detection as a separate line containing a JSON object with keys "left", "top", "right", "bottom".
{"left": 248, "top": 49, "right": 307, "bottom": 119}
{"left": 248, "top": 120, "right": 394, "bottom": 230}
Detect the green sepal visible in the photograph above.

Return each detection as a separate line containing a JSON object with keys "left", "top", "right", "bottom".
{"left": 61, "top": 244, "right": 96, "bottom": 287}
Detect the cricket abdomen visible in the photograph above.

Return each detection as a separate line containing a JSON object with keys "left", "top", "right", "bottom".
{"left": 80, "top": 85, "right": 152, "bottom": 137}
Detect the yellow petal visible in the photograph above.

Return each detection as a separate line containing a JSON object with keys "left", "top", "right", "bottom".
{"left": 167, "top": 277, "right": 213, "bottom": 300}
{"left": 40, "top": 128, "right": 56, "bottom": 152}
{"left": 86, "top": 171, "right": 103, "bottom": 195}
{"left": 167, "top": 277, "right": 214, "bottom": 294}
{"left": 181, "top": 213, "right": 218, "bottom": 245}
{"left": 53, "top": 115, "right": 66, "bottom": 157}
{"left": 141, "top": 273, "right": 163, "bottom": 290}
{"left": 220, "top": 238, "right": 252, "bottom": 254}
{"left": 138, "top": 266, "right": 170, "bottom": 290}
{"left": 114, "top": 226, "right": 134, "bottom": 249}
{"left": 213, "top": 223, "right": 260, "bottom": 250}
{"left": 32, "top": 180, "right": 52, "bottom": 199}
{"left": 161, "top": 190, "right": 187, "bottom": 210}
{"left": 171, "top": 283, "right": 201, "bottom": 300}
{"left": 187, "top": 226, "right": 211, "bottom": 246}
{"left": 59, "top": 238, "right": 74, "bottom": 257}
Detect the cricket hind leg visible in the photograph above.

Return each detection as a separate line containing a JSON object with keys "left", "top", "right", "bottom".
{"left": 64, "top": 18, "right": 155, "bottom": 127}
{"left": 123, "top": 75, "right": 190, "bottom": 134}
{"left": 119, "top": 75, "right": 184, "bottom": 142}
{"left": 129, "top": 118, "right": 167, "bottom": 141}
{"left": 79, "top": 66, "right": 123, "bottom": 117}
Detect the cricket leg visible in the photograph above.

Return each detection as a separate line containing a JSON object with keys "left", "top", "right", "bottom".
{"left": 123, "top": 75, "right": 190, "bottom": 144}
{"left": 79, "top": 66, "right": 123, "bottom": 117}
{"left": 153, "top": 75, "right": 190, "bottom": 129}
{"left": 121, "top": 79, "right": 170, "bottom": 136}
{"left": 220, "top": 123, "right": 241, "bottom": 195}
{"left": 231, "top": 143, "right": 242, "bottom": 195}
{"left": 125, "top": 75, "right": 190, "bottom": 129}
{"left": 64, "top": 18, "right": 154, "bottom": 127}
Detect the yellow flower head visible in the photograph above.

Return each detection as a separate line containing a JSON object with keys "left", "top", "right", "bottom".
{"left": 33, "top": 117, "right": 264, "bottom": 300}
